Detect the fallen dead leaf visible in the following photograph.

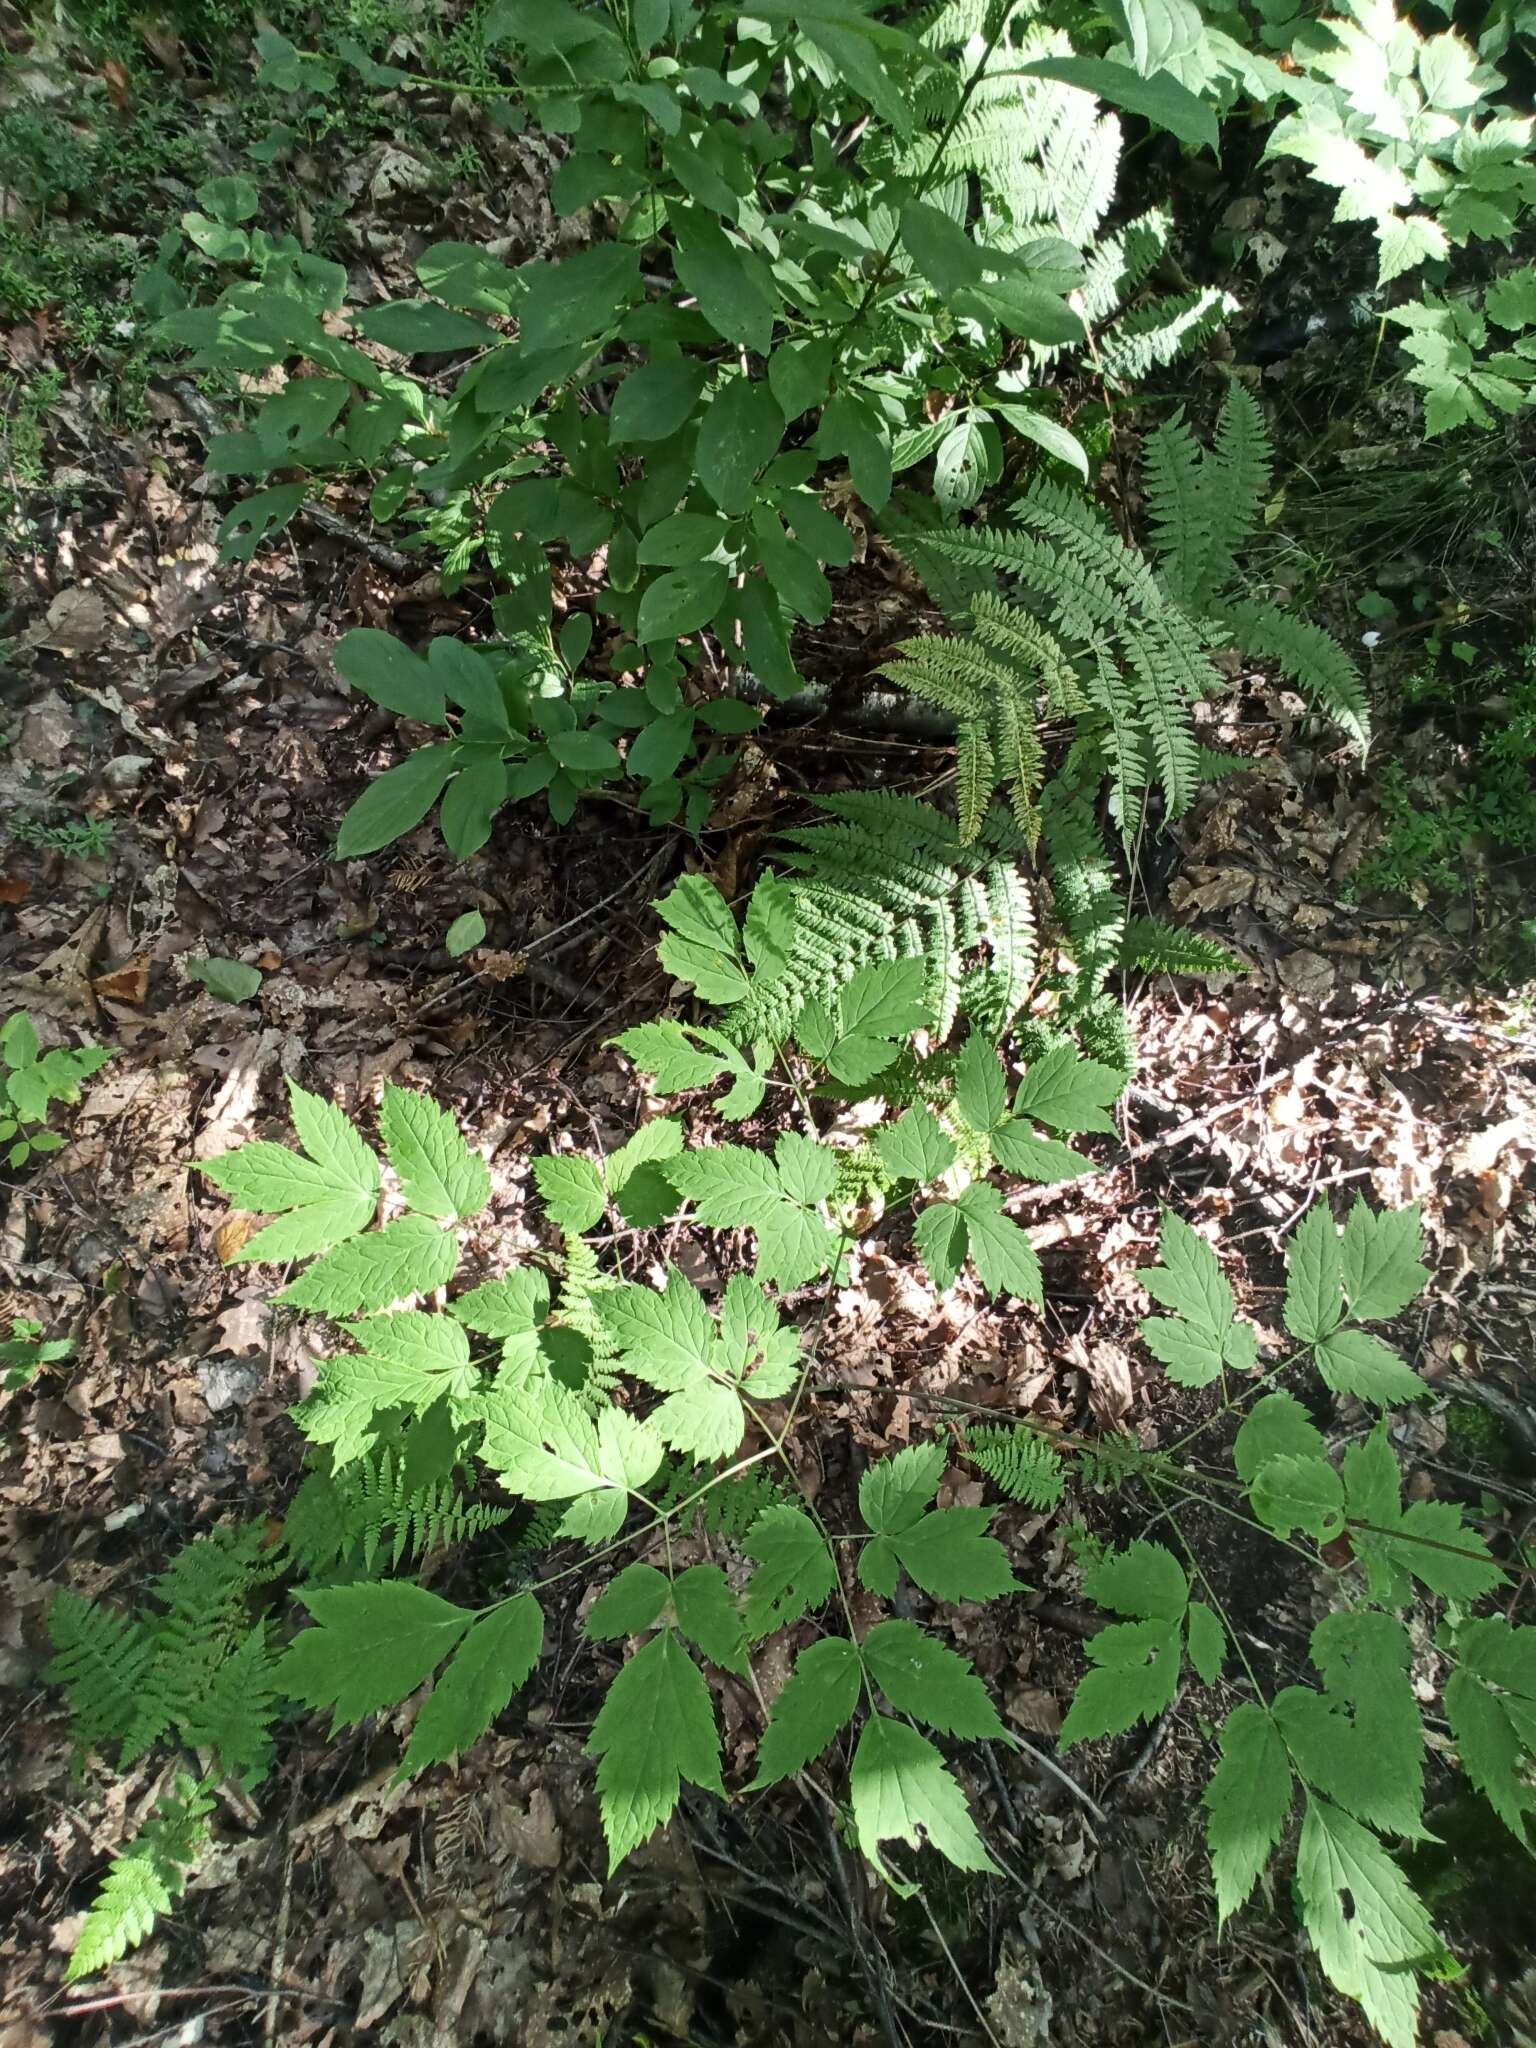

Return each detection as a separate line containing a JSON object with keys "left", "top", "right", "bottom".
{"left": 92, "top": 959, "right": 150, "bottom": 1005}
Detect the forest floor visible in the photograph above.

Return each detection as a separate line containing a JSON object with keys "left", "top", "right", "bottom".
{"left": 3, "top": 11, "right": 1536, "bottom": 2048}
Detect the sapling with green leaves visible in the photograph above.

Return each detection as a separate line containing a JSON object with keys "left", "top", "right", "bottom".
{"left": 0, "top": 1011, "right": 111, "bottom": 1171}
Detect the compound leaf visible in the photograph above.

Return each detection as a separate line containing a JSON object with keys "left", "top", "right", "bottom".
{"left": 1284, "top": 1202, "right": 1344, "bottom": 1346}
{"left": 744, "top": 1504, "right": 837, "bottom": 1639}
{"left": 280, "top": 1581, "right": 473, "bottom": 1730}
{"left": 277, "top": 1214, "right": 458, "bottom": 1316}
{"left": 399, "top": 1593, "right": 542, "bottom": 1775}
{"left": 588, "top": 1629, "right": 724, "bottom": 1871}
{"left": 1204, "top": 1703, "right": 1292, "bottom": 1922}
{"left": 380, "top": 1084, "right": 490, "bottom": 1221}
{"left": 1341, "top": 1200, "right": 1428, "bottom": 1322}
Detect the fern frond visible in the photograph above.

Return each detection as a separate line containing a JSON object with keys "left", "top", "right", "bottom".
{"left": 1123, "top": 917, "right": 1245, "bottom": 977}
{"left": 1208, "top": 380, "right": 1272, "bottom": 581}
{"left": 1144, "top": 410, "right": 1211, "bottom": 610}
{"left": 959, "top": 42, "right": 1122, "bottom": 245}
{"left": 65, "top": 1776, "right": 213, "bottom": 1983}
{"left": 1040, "top": 781, "right": 1124, "bottom": 1004}
{"left": 1078, "top": 208, "right": 1170, "bottom": 326}
{"left": 650, "top": 1459, "right": 790, "bottom": 1541}
{"left": 965, "top": 1425, "right": 1066, "bottom": 1510}
{"left": 45, "top": 1592, "right": 153, "bottom": 1760}
{"left": 729, "top": 797, "right": 1038, "bottom": 1041}
{"left": 178, "top": 1624, "right": 280, "bottom": 1782}
{"left": 556, "top": 1229, "right": 621, "bottom": 1398}
{"left": 136, "top": 1525, "right": 275, "bottom": 1759}
{"left": 1098, "top": 288, "right": 1239, "bottom": 384}
{"left": 1223, "top": 599, "right": 1372, "bottom": 750}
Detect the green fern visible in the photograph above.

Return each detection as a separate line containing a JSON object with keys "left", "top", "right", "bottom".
{"left": 1224, "top": 601, "right": 1372, "bottom": 749}
{"left": 1123, "top": 918, "right": 1245, "bottom": 977}
{"left": 338, "top": 1452, "right": 514, "bottom": 1571}
{"left": 1096, "top": 289, "right": 1239, "bottom": 385}
{"left": 727, "top": 793, "right": 1038, "bottom": 1043}
{"left": 65, "top": 1776, "right": 213, "bottom": 1983}
{"left": 44, "top": 1592, "right": 152, "bottom": 1761}
{"left": 648, "top": 1458, "right": 789, "bottom": 1540}
{"left": 965, "top": 1425, "right": 1066, "bottom": 1510}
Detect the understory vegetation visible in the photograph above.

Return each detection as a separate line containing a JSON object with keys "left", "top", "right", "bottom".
{"left": 5, "top": 0, "right": 1536, "bottom": 2042}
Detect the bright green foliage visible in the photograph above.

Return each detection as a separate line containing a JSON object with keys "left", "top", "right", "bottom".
{"left": 599, "top": 1267, "right": 801, "bottom": 1462}
{"left": 401, "top": 1595, "right": 544, "bottom": 1776}
{"left": 964, "top": 1426, "right": 1065, "bottom": 1510}
{"left": 1137, "top": 1209, "right": 1257, "bottom": 1388}
{"left": 794, "top": 959, "right": 931, "bottom": 1089}
{"left": 743, "top": 1505, "right": 839, "bottom": 1639}
{"left": 378, "top": 1084, "right": 491, "bottom": 1221}
{"left": 612, "top": 1019, "right": 773, "bottom": 1122}
{"left": 1281, "top": 1198, "right": 1428, "bottom": 1405}
{"left": 913, "top": 1182, "right": 1043, "bottom": 1303}
{"left": 1274, "top": 1611, "right": 1427, "bottom": 1841}
{"left": 1390, "top": 273, "right": 1536, "bottom": 436}
{"left": 1445, "top": 1617, "right": 1536, "bottom": 1846}
{"left": 850, "top": 1715, "right": 998, "bottom": 1887}
{"left": 1059, "top": 1540, "right": 1223, "bottom": 1748}
{"left": 1341, "top": 1427, "right": 1501, "bottom": 1605}
{"left": 1295, "top": 1798, "right": 1438, "bottom": 2048}
{"left": 666, "top": 1134, "right": 842, "bottom": 1290}
{"left": 279, "top": 1580, "right": 476, "bottom": 1729}
{"left": 751, "top": 1636, "right": 862, "bottom": 1788}
{"left": 0, "top": 1316, "right": 71, "bottom": 1391}
{"left": 588, "top": 1629, "right": 724, "bottom": 1871}
{"left": 201, "top": 1077, "right": 380, "bottom": 1261}
{"left": 0, "top": 1010, "right": 111, "bottom": 1171}
{"left": 277, "top": 1214, "right": 459, "bottom": 1316}
{"left": 65, "top": 1778, "right": 213, "bottom": 1984}
{"left": 858, "top": 1443, "right": 1018, "bottom": 1604}
{"left": 862, "top": 1619, "right": 1005, "bottom": 1738}
{"left": 1204, "top": 1704, "right": 1293, "bottom": 1922}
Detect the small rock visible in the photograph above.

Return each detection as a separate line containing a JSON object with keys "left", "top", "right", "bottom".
{"left": 102, "top": 753, "right": 153, "bottom": 790}
{"left": 198, "top": 1356, "right": 263, "bottom": 1413}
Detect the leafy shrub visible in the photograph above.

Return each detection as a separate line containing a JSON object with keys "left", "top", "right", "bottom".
{"left": 0, "top": 1013, "right": 111, "bottom": 1171}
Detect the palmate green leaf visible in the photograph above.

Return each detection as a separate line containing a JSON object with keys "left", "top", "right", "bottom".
{"left": 1250, "top": 1452, "right": 1345, "bottom": 1543}
{"left": 1083, "top": 1539, "right": 1188, "bottom": 1621}
{"left": 380, "top": 1084, "right": 489, "bottom": 1221}
{"left": 653, "top": 875, "right": 749, "bottom": 1003}
{"left": 862, "top": 1508, "right": 1019, "bottom": 1605}
{"left": 475, "top": 1371, "right": 662, "bottom": 1544}
{"left": 1204, "top": 1703, "right": 1293, "bottom": 1922}
{"left": 279, "top": 1581, "right": 474, "bottom": 1730}
{"left": 954, "top": 1184, "right": 1043, "bottom": 1304}
{"left": 874, "top": 1106, "right": 957, "bottom": 1185}
{"left": 585, "top": 1562, "right": 671, "bottom": 1641}
{"left": 1059, "top": 1617, "right": 1182, "bottom": 1747}
{"left": 399, "top": 1593, "right": 543, "bottom": 1776}
{"left": 750, "top": 1636, "right": 861, "bottom": 1788}
{"left": 1137, "top": 1210, "right": 1233, "bottom": 1333}
{"left": 670, "top": 1563, "right": 748, "bottom": 1676}
{"left": 1341, "top": 1199, "right": 1429, "bottom": 1322}
{"left": 588, "top": 1629, "right": 724, "bottom": 1872}
{"left": 613, "top": 1021, "right": 730, "bottom": 1093}
{"left": 862, "top": 1620, "right": 1005, "bottom": 1739}
{"left": 1274, "top": 1612, "right": 1426, "bottom": 1841}
{"left": 849, "top": 1716, "right": 998, "bottom": 1883}
{"left": 293, "top": 1352, "right": 438, "bottom": 1464}
{"left": 1296, "top": 1797, "right": 1437, "bottom": 2048}
{"left": 605, "top": 1117, "right": 683, "bottom": 1227}
{"left": 743, "top": 1504, "right": 837, "bottom": 1639}
{"left": 1284, "top": 1202, "right": 1345, "bottom": 1346}
{"left": 1446, "top": 1617, "right": 1536, "bottom": 1845}
{"left": 346, "top": 1310, "right": 477, "bottom": 1396}
{"left": 1314, "top": 1328, "right": 1425, "bottom": 1406}
{"left": 1011, "top": 1044, "right": 1122, "bottom": 1135}
{"left": 667, "top": 1136, "right": 841, "bottom": 1290}
{"left": 200, "top": 1078, "right": 380, "bottom": 1263}
{"left": 451, "top": 1268, "right": 549, "bottom": 1341}
{"left": 276, "top": 1214, "right": 458, "bottom": 1316}
{"left": 533, "top": 1153, "right": 607, "bottom": 1233}
{"left": 1233, "top": 1390, "right": 1325, "bottom": 1483}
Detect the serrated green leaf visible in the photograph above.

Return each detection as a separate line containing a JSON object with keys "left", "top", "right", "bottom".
{"left": 588, "top": 1629, "right": 724, "bottom": 1872}
{"left": 1084, "top": 1540, "right": 1188, "bottom": 1622}
{"left": 653, "top": 876, "right": 744, "bottom": 1003}
{"left": 749, "top": 1635, "right": 860, "bottom": 1787}
{"left": 1284, "top": 1203, "right": 1344, "bottom": 1346}
{"left": 1344, "top": 1430, "right": 1504, "bottom": 1605}
{"left": 346, "top": 1309, "right": 477, "bottom": 1397}
{"left": 1137, "top": 1211, "right": 1234, "bottom": 1335}
{"left": 585, "top": 1562, "right": 672, "bottom": 1640}
{"left": 1341, "top": 1199, "right": 1428, "bottom": 1322}
{"left": 399, "top": 1594, "right": 542, "bottom": 1775}
{"left": 200, "top": 1079, "right": 379, "bottom": 1260}
{"left": 276, "top": 1214, "right": 458, "bottom": 1315}
{"left": 953, "top": 1034, "right": 1007, "bottom": 1133}
{"left": 606, "top": 1118, "right": 683, "bottom": 1195}
{"left": 533, "top": 1154, "right": 607, "bottom": 1233}
{"left": 1250, "top": 1452, "right": 1345, "bottom": 1542}
{"left": 955, "top": 1184, "right": 1042, "bottom": 1304}
{"left": 1185, "top": 1602, "right": 1225, "bottom": 1685}
{"left": 649, "top": 1377, "right": 747, "bottom": 1463}
{"left": 1447, "top": 1617, "right": 1536, "bottom": 1845}
{"left": 988, "top": 1126, "right": 1094, "bottom": 1182}
{"left": 1011, "top": 1044, "right": 1121, "bottom": 1135}
{"left": 1274, "top": 1612, "right": 1425, "bottom": 1840}
{"left": 874, "top": 1106, "right": 957, "bottom": 1185}
{"left": 450, "top": 1269, "right": 549, "bottom": 1339}
{"left": 1140, "top": 1316, "right": 1225, "bottom": 1388}
{"left": 280, "top": 1582, "right": 473, "bottom": 1730}
{"left": 670, "top": 1563, "right": 748, "bottom": 1676}
{"left": 862, "top": 1619, "right": 1004, "bottom": 1738}
{"left": 1234, "top": 1391, "right": 1325, "bottom": 1484}
{"left": 1204, "top": 1703, "right": 1292, "bottom": 1922}
{"left": 292, "top": 1352, "right": 433, "bottom": 1464}
{"left": 859, "top": 1441, "right": 946, "bottom": 1535}
{"left": 612, "top": 1021, "right": 729, "bottom": 1095}
{"left": 914, "top": 1200, "right": 967, "bottom": 1291}
{"left": 744, "top": 1504, "right": 836, "bottom": 1639}
{"left": 554, "top": 1407, "right": 663, "bottom": 1546}
{"left": 838, "top": 959, "right": 930, "bottom": 1040}
{"left": 666, "top": 1140, "right": 840, "bottom": 1290}
{"left": 380, "top": 1084, "right": 490, "bottom": 1221}
{"left": 601, "top": 1268, "right": 712, "bottom": 1391}
{"left": 887, "top": 1508, "right": 1019, "bottom": 1604}
{"left": 742, "top": 872, "right": 795, "bottom": 984}
{"left": 850, "top": 1716, "right": 998, "bottom": 1880}
{"left": 1315, "top": 1328, "right": 1425, "bottom": 1406}
{"left": 1059, "top": 1618, "right": 1181, "bottom": 1747}
{"left": 1296, "top": 1797, "right": 1436, "bottom": 2048}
